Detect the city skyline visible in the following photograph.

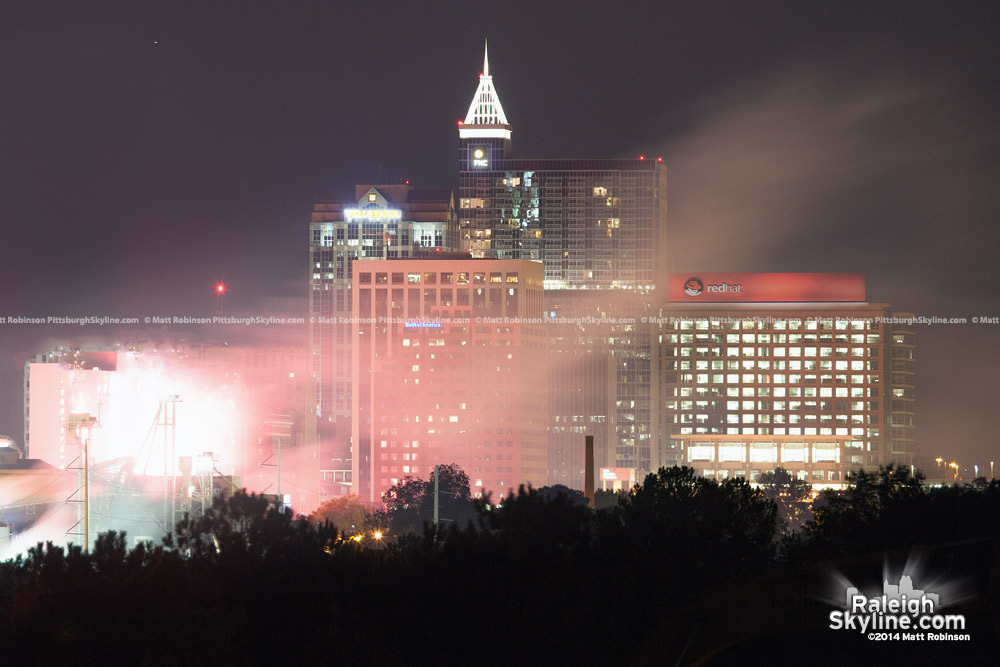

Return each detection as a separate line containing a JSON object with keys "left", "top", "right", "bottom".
{"left": 1, "top": 2, "right": 998, "bottom": 473}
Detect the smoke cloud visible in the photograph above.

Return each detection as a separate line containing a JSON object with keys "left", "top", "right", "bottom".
{"left": 662, "top": 51, "right": 1000, "bottom": 469}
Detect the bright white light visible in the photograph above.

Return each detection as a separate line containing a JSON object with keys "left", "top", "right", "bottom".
{"left": 343, "top": 209, "right": 402, "bottom": 221}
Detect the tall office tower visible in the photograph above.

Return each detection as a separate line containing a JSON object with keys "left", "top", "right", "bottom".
{"left": 309, "top": 185, "right": 456, "bottom": 496}
{"left": 458, "top": 49, "right": 667, "bottom": 290}
{"left": 351, "top": 257, "right": 547, "bottom": 503}
{"left": 655, "top": 273, "right": 916, "bottom": 485}
{"left": 457, "top": 44, "right": 667, "bottom": 487}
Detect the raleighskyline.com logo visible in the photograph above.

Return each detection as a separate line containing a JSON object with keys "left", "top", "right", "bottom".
{"left": 828, "top": 574, "right": 969, "bottom": 642}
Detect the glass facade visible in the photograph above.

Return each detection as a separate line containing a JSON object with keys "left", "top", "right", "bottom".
{"left": 457, "top": 53, "right": 668, "bottom": 486}
{"left": 458, "top": 158, "right": 667, "bottom": 291}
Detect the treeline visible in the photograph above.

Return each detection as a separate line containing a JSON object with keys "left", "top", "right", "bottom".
{"left": 0, "top": 466, "right": 997, "bottom": 665}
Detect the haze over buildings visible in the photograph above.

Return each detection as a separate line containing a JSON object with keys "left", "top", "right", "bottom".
{"left": 2, "top": 5, "right": 999, "bottom": 550}
{"left": 351, "top": 258, "right": 547, "bottom": 502}
{"left": 308, "top": 184, "right": 456, "bottom": 486}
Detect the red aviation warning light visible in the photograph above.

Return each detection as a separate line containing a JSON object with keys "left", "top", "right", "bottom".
{"left": 639, "top": 155, "right": 645, "bottom": 160}
{"left": 215, "top": 281, "right": 227, "bottom": 313}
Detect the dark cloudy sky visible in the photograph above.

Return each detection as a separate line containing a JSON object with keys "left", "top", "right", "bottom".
{"left": 1, "top": 1, "right": 997, "bottom": 471}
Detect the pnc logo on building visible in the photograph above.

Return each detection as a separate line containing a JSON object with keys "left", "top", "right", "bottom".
{"left": 470, "top": 145, "right": 490, "bottom": 168}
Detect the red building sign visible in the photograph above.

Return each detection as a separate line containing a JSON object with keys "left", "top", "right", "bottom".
{"left": 667, "top": 273, "right": 865, "bottom": 303}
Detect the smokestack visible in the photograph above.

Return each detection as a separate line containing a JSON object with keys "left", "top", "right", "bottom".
{"left": 584, "top": 435, "right": 594, "bottom": 508}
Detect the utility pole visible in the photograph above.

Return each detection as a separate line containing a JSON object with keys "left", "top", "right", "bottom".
{"left": 66, "top": 413, "right": 97, "bottom": 553}
{"left": 83, "top": 434, "right": 89, "bottom": 553}
{"left": 433, "top": 464, "right": 439, "bottom": 532}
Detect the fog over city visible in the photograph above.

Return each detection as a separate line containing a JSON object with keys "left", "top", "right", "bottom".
{"left": 2, "top": 1, "right": 998, "bottom": 550}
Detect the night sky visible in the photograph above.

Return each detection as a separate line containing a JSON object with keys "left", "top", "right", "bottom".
{"left": 1, "top": 2, "right": 997, "bottom": 472}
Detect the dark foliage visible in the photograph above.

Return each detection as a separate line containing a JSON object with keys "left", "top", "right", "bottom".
{"left": 757, "top": 466, "right": 814, "bottom": 533}
{"left": 378, "top": 462, "right": 477, "bottom": 535}
{"left": 1, "top": 466, "right": 997, "bottom": 664}
{"left": 792, "top": 465, "right": 1000, "bottom": 559}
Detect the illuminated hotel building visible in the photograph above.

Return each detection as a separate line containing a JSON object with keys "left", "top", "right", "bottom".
{"left": 457, "top": 44, "right": 667, "bottom": 487}
{"left": 351, "top": 257, "right": 547, "bottom": 503}
{"left": 654, "top": 273, "right": 916, "bottom": 485}
{"left": 309, "top": 185, "right": 456, "bottom": 489}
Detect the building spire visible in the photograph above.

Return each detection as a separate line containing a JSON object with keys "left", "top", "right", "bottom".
{"left": 462, "top": 40, "right": 509, "bottom": 127}
{"left": 483, "top": 39, "right": 489, "bottom": 78}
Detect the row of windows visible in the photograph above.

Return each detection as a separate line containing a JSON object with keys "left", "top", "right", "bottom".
{"left": 678, "top": 427, "right": 881, "bottom": 436}
{"left": 668, "top": 319, "right": 891, "bottom": 332}
{"left": 666, "top": 347, "right": 878, "bottom": 358}
{"left": 671, "top": 373, "right": 881, "bottom": 385}
{"left": 689, "top": 443, "right": 840, "bottom": 463}
{"left": 667, "top": 360, "right": 871, "bottom": 372}
{"left": 671, "top": 397, "right": 879, "bottom": 409}
{"left": 358, "top": 271, "right": 521, "bottom": 285}
{"left": 674, "top": 414, "right": 875, "bottom": 424}
{"left": 664, "top": 333, "right": 881, "bottom": 344}
{"left": 671, "top": 386, "right": 879, "bottom": 399}
{"left": 697, "top": 469, "right": 842, "bottom": 482}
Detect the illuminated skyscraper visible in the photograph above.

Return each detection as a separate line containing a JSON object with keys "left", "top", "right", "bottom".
{"left": 655, "top": 273, "right": 916, "bottom": 484}
{"left": 351, "top": 257, "right": 547, "bottom": 503}
{"left": 457, "top": 44, "right": 667, "bottom": 486}
{"left": 457, "top": 45, "right": 667, "bottom": 290}
{"left": 309, "top": 185, "right": 456, "bottom": 494}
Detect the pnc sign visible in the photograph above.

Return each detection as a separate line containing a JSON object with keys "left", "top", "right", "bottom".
{"left": 668, "top": 273, "right": 866, "bottom": 303}
{"left": 470, "top": 144, "right": 491, "bottom": 169}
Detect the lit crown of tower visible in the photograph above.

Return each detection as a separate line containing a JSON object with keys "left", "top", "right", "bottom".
{"left": 460, "top": 39, "right": 511, "bottom": 139}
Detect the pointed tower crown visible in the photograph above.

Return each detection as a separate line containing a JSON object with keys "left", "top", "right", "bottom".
{"left": 461, "top": 40, "right": 511, "bottom": 136}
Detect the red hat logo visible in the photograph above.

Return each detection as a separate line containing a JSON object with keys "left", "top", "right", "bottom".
{"left": 684, "top": 277, "right": 704, "bottom": 296}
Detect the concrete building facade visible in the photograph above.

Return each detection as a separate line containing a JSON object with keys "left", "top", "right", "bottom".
{"left": 309, "top": 185, "right": 456, "bottom": 485}
{"left": 351, "top": 257, "right": 547, "bottom": 503}
{"left": 655, "top": 273, "right": 916, "bottom": 483}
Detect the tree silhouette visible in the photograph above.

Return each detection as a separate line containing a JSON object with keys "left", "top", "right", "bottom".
{"left": 380, "top": 463, "right": 475, "bottom": 535}
{"left": 614, "top": 466, "right": 777, "bottom": 589}
{"left": 307, "top": 493, "right": 371, "bottom": 536}
{"left": 757, "top": 467, "right": 813, "bottom": 533}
